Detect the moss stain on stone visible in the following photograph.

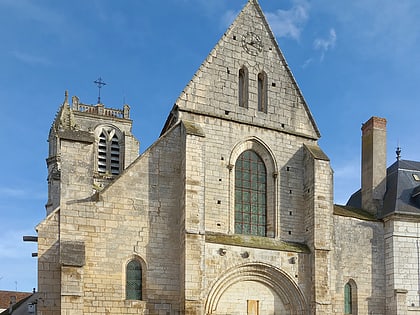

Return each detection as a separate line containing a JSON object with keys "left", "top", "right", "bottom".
{"left": 205, "top": 232, "right": 309, "bottom": 253}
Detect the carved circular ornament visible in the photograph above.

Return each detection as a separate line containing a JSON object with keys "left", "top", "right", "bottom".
{"left": 241, "top": 31, "right": 263, "bottom": 55}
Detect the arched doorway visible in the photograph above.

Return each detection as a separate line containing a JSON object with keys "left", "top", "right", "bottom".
{"left": 205, "top": 263, "right": 307, "bottom": 315}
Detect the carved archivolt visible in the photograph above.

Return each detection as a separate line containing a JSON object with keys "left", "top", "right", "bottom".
{"left": 205, "top": 262, "right": 307, "bottom": 315}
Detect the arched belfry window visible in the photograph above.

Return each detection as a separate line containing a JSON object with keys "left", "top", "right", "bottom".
{"left": 235, "top": 150, "right": 267, "bottom": 236}
{"left": 258, "top": 71, "right": 268, "bottom": 113}
{"left": 239, "top": 66, "right": 249, "bottom": 108}
{"left": 97, "top": 127, "right": 121, "bottom": 175}
{"left": 126, "top": 260, "right": 142, "bottom": 300}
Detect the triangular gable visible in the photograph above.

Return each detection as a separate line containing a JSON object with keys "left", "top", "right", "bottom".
{"left": 166, "top": 0, "right": 320, "bottom": 139}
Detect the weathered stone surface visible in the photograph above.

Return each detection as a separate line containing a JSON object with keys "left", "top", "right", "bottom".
{"left": 60, "top": 241, "right": 85, "bottom": 267}
{"left": 36, "top": 1, "right": 406, "bottom": 315}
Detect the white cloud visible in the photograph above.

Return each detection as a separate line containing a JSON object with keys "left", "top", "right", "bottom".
{"left": 0, "top": 0, "right": 64, "bottom": 29}
{"left": 0, "top": 187, "right": 26, "bottom": 198}
{"left": 313, "top": 28, "right": 336, "bottom": 61}
{"left": 315, "top": 1, "right": 420, "bottom": 63}
{"left": 0, "top": 186, "right": 45, "bottom": 200}
{"left": 0, "top": 0, "right": 90, "bottom": 48}
{"left": 314, "top": 28, "right": 336, "bottom": 52}
{"left": 222, "top": 10, "right": 239, "bottom": 29}
{"left": 265, "top": 0, "right": 310, "bottom": 41}
{"left": 11, "top": 51, "right": 52, "bottom": 66}
{"left": 301, "top": 58, "right": 313, "bottom": 69}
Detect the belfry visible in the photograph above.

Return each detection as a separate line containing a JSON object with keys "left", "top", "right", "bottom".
{"left": 35, "top": 1, "right": 420, "bottom": 314}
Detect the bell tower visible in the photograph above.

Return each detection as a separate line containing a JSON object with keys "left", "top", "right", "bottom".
{"left": 45, "top": 91, "right": 140, "bottom": 214}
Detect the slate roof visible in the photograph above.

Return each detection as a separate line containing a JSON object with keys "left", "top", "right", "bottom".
{"left": 347, "top": 159, "right": 420, "bottom": 218}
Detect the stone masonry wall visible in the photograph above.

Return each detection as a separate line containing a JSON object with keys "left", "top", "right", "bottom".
{"left": 171, "top": 1, "right": 325, "bottom": 310}
{"left": 332, "top": 215, "right": 385, "bottom": 314}
{"left": 37, "top": 210, "right": 61, "bottom": 315}
{"left": 203, "top": 242, "right": 306, "bottom": 312}
{"left": 57, "top": 125, "right": 182, "bottom": 315}
{"left": 385, "top": 218, "right": 420, "bottom": 314}
{"left": 180, "top": 113, "right": 315, "bottom": 245}
{"left": 303, "top": 146, "right": 333, "bottom": 314}
{"left": 176, "top": 114, "right": 322, "bottom": 312}
{"left": 175, "top": 1, "right": 319, "bottom": 140}
{"left": 182, "top": 125, "right": 206, "bottom": 314}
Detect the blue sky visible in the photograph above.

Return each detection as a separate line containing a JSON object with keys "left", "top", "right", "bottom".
{"left": 1, "top": 0, "right": 420, "bottom": 292}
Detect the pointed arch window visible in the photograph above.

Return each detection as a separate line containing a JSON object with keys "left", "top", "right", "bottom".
{"left": 98, "top": 128, "right": 121, "bottom": 175}
{"left": 344, "top": 280, "right": 357, "bottom": 314}
{"left": 239, "top": 66, "right": 249, "bottom": 108}
{"left": 258, "top": 71, "right": 267, "bottom": 113}
{"left": 344, "top": 283, "right": 352, "bottom": 314}
{"left": 126, "top": 260, "right": 142, "bottom": 300}
{"left": 235, "top": 150, "right": 267, "bottom": 236}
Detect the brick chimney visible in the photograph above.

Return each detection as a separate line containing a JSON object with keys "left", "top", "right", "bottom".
{"left": 361, "top": 116, "right": 387, "bottom": 215}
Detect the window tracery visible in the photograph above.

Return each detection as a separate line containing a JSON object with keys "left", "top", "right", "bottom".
{"left": 235, "top": 150, "right": 267, "bottom": 236}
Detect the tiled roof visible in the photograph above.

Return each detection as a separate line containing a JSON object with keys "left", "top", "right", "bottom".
{"left": 0, "top": 291, "right": 32, "bottom": 310}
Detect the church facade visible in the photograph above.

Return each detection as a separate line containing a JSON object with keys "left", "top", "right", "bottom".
{"left": 35, "top": 1, "right": 420, "bottom": 314}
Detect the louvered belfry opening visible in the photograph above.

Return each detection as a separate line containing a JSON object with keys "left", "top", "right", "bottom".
{"left": 97, "top": 129, "right": 121, "bottom": 175}
{"left": 110, "top": 134, "right": 120, "bottom": 175}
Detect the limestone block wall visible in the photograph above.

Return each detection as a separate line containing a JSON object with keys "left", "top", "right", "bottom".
{"left": 59, "top": 138, "right": 95, "bottom": 204}
{"left": 175, "top": 1, "right": 319, "bottom": 140}
{"left": 385, "top": 218, "right": 420, "bottom": 314}
{"left": 37, "top": 210, "right": 61, "bottom": 315}
{"left": 302, "top": 145, "right": 333, "bottom": 314}
{"left": 175, "top": 115, "right": 324, "bottom": 313}
{"left": 181, "top": 125, "right": 207, "bottom": 314}
{"left": 203, "top": 242, "right": 306, "bottom": 305}
{"left": 57, "top": 125, "right": 183, "bottom": 315}
{"left": 179, "top": 113, "right": 316, "bottom": 244}
{"left": 331, "top": 215, "right": 385, "bottom": 314}
{"left": 215, "top": 280, "right": 286, "bottom": 314}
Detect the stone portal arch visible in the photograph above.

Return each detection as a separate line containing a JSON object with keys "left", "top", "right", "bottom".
{"left": 205, "top": 262, "right": 307, "bottom": 315}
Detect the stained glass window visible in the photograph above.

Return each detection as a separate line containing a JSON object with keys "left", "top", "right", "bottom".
{"left": 126, "top": 260, "right": 142, "bottom": 300}
{"left": 235, "top": 150, "right": 267, "bottom": 236}
{"left": 344, "top": 282, "right": 352, "bottom": 314}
